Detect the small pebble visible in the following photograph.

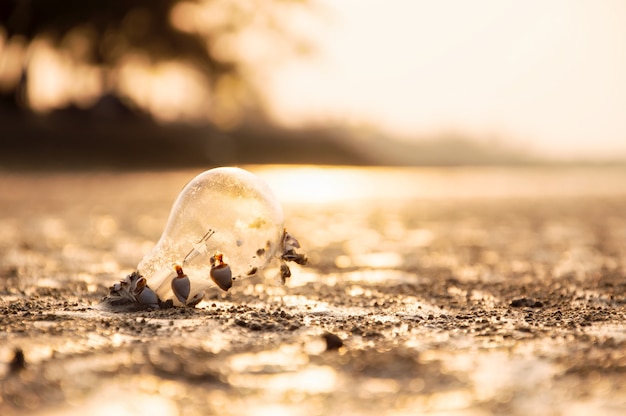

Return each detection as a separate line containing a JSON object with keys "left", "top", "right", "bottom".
{"left": 9, "top": 348, "right": 26, "bottom": 373}
{"left": 322, "top": 332, "right": 344, "bottom": 351}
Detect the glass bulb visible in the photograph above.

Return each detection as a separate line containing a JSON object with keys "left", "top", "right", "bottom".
{"left": 137, "top": 167, "right": 286, "bottom": 304}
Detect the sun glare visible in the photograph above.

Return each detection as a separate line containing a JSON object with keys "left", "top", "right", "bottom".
{"left": 253, "top": 165, "right": 626, "bottom": 205}
{"left": 254, "top": 166, "right": 380, "bottom": 204}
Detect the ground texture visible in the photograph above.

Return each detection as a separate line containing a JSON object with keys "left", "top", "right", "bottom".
{"left": 1, "top": 167, "right": 625, "bottom": 415}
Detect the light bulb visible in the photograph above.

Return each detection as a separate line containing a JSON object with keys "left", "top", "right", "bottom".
{"left": 104, "top": 167, "right": 306, "bottom": 310}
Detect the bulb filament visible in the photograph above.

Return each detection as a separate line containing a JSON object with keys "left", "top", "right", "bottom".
{"left": 182, "top": 229, "right": 215, "bottom": 265}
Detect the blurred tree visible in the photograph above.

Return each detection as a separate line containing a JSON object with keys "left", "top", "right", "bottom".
{"left": 0, "top": 0, "right": 310, "bottom": 127}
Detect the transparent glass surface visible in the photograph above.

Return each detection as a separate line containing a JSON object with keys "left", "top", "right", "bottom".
{"left": 137, "top": 167, "right": 284, "bottom": 302}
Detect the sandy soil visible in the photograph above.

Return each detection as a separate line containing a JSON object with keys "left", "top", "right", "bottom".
{"left": 1, "top": 167, "right": 625, "bottom": 416}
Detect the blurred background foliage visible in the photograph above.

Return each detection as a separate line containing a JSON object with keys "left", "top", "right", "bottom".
{"left": 0, "top": 0, "right": 310, "bottom": 127}
{"left": 0, "top": 0, "right": 363, "bottom": 169}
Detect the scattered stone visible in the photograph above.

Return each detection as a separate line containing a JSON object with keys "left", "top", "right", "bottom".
{"left": 9, "top": 348, "right": 26, "bottom": 373}
{"left": 510, "top": 298, "right": 544, "bottom": 308}
{"left": 322, "top": 332, "right": 344, "bottom": 351}
{"left": 248, "top": 321, "right": 263, "bottom": 331}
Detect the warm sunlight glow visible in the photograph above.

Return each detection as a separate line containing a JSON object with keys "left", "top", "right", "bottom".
{"left": 7, "top": 0, "right": 626, "bottom": 160}
{"left": 255, "top": 166, "right": 379, "bottom": 203}
{"left": 264, "top": 0, "right": 626, "bottom": 159}
{"left": 253, "top": 165, "right": 626, "bottom": 204}
{"left": 0, "top": 31, "right": 26, "bottom": 92}
{"left": 26, "top": 38, "right": 102, "bottom": 112}
{"left": 117, "top": 55, "right": 211, "bottom": 123}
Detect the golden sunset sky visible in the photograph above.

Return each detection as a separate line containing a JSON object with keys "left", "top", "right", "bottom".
{"left": 264, "top": 0, "right": 626, "bottom": 160}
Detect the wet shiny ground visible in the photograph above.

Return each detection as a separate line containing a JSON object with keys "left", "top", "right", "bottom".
{"left": 1, "top": 166, "right": 626, "bottom": 415}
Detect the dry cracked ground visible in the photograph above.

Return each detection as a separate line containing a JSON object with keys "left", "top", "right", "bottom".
{"left": 1, "top": 166, "right": 625, "bottom": 416}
